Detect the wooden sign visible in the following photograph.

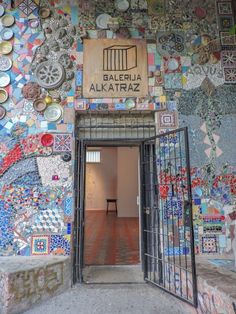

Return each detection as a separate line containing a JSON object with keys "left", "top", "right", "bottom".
{"left": 83, "top": 39, "right": 148, "bottom": 98}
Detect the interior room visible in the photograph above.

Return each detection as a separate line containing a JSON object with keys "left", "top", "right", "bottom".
{"left": 84, "top": 146, "right": 140, "bottom": 266}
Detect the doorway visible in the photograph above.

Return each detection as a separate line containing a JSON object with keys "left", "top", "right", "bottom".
{"left": 84, "top": 146, "right": 140, "bottom": 266}
{"left": 73, "top": 113, "right": 197, "bottom": 307}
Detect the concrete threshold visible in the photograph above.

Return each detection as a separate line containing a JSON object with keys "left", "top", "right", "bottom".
{"left": 83, "top": 264, "right": 144, "bottom": 284}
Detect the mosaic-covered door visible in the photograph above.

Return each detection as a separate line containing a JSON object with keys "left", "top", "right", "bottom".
{"left": 73, "top": 139, "right": 86, "bottom": 283}
{"left": 141, "top": 127, "right": 197, "bottom": 307}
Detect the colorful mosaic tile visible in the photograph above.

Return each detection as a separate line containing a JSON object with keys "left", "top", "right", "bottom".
{"left": 163, "top": 56, "right": 182, "bottom": 74}
{"left": 202, "top": 235, "right": 218, "bottom": 253}
{"left": 164, "top": 73, "right": 182, "bottom": 89}
{"left": 17, "top": 0, "right": 39, "bottom": 17}
{"left": 223, "top": 68, "right": 236, "bottom": 83}
{"left": 220, "top": 32, "right": 236, "bottom": 46}
{"left": 0, "top": 201, "right": 14, "bottom": 253}
{"left": 219, "top": 16, "right": 234, "bottom": 30}
{"left": 31, "top": 235, "right": 50, "bottom": 255}
{"left": 64, "top": 197, "right": 73, "bottom": 217}
{"left": 221, "top": 51, "right": 236, "bottom": 68}
{"left": 53, "top": 134, "right": 72, "bottom": 152}
{"left": 217, "top": 1, "right": 233, "bottom": 15}
{"left": 157, "top": 111, "right": 179, "bottom": 129}
{"left": 50, "top": 234, "right": 71, "bottom": 255}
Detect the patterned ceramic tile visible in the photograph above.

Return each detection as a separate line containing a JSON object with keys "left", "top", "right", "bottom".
{"left": 32, "top": 209, "right": 64, "bottom": 233}
{"left": 17, "top": 0, "right": 39, "bottom": 17}
{"left": 157, "top": 111, "right": 179, "bottom": 129}
{"left": 221, "top": 51, "right": 236, "bottom": 68}
{"left": 217, "top": 1, "right": 233, "bottom": 15}
{"left": 220, "top": 32, "right": 236, "bottom": 46}
{"left": 157, "top": 31, "right": 185, "bottom": 56}
{"left": 50, "top": 234, "right": 71, "bottom": 255}
{"left": 64, "top": 197, "right": 73, "bottom": 217}
{"left": 223, "top": 68, "right": 236, "bottom": 83}
{"left": 201, "top": 235, "right": 217, "bottom": 253}
{"left": 219, "top": 16, "right": 234, "bottom": 30}
{"left": 53, "top": 134, "right": 72, "bottom": 152}
{"left": 31, "top": 235, "right": 50, "bottom": 255}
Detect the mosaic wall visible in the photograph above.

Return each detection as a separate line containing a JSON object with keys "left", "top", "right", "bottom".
{"left": 0, "top": 0, "right": 235, "bottom": 258}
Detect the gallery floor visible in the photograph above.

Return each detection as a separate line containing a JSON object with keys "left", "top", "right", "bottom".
{"left": 84, "top": 211, "right": 139, "bottom": 265}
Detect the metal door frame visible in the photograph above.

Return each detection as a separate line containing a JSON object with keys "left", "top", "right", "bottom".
{"left": 140, "top": 127, "right": 197, "bottom": 307}
{"left": 73, "top": 139, "right": 86, "bottom": 283}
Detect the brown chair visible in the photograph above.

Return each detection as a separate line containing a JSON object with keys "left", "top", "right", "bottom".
{"left": 106, "top": 199, "right": 117, "bottom": 215}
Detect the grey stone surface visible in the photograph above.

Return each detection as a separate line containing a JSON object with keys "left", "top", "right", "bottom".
{"left": 196, "top": 255, "right": 236, "bottom": 299}
{"left": 24, "top": 283, "right": 189, "bottom": 314}
{"left": 0, "top": 256, "right": 71, "bottom": 314}
{"left": 83, "top": 265, "right": 144, "bottom": 283}
{"left": 0, "top": 256, "right": 69, "bottom": 273}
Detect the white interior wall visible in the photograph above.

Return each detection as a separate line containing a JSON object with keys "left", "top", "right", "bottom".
{"left": 117, "top": 147, "right": 139, "bottom": 217}
{"left": 85, "top": 147, "right": 117, "bottom": 210}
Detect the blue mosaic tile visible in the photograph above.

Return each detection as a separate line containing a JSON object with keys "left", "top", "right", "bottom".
{"left": 0, "top": 201, "right": 14, "bottom": 253}
{"left": 64, "top": 197, "right": 73, "bottom": 216}
{"left": 50, "top": 235, "right": 71, "bottom": 255}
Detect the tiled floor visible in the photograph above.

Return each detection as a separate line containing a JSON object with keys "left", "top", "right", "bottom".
{"left": 84, "top": 211, "right": 140, "bottom": 265}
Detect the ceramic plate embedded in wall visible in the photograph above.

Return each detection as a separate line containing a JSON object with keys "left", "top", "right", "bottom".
{"left": 41, "top": 133, "right": 54, "bottom": 147}
{"left": 96, "top": 14, "right": 112, "bottom": 29}
{"left": 44, "top": 103, "right": 63, "bottom": 122}
{"left": 35, "top": 61, "right": 65, "bottom": 89}
{"left": 0, "top": 5, "right": 5, "bottom": 17}
{"left": 167, "top": 58, "right": 179, "bottom": 71}
{"left": 0, "top": 41, "right": 13, "bottom": 54}
{"left": 125, "top": 98, "right": 136, "bottom": 109}
{"left": 61, "top": 152, "right": 71, "bottom": 162}
{"left": 0, "top": 105, "right": 6, "bottom": 120}
{"left": 1, "top": 14, "right": 15, "bottom": 27}
{"left": 29, "top": 19, "right": 40, "bottom": 29}
{"left": 39, "top": 7, "right": 51, "bottom": 19}
{"left": 0, "top": 56, "right": 12, "bottom": 71}
{"left": 33, "top": 98, "right": 47, "bottom": 112}
{"left": 0, "top": 88, "right": 8, "bottom": 103}
{"left": 1, "top": 28, "right": 14, "bottom": 41}
{"left": 0, "top": 72, "right": 10, "bottom": 87}
{"left": 115, "top": 0, "right": 129, "bottom": 12}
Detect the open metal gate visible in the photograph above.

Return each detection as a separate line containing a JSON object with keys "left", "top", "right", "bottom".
{"left": 141, "top": 127, "right": 197, "bottom": 307}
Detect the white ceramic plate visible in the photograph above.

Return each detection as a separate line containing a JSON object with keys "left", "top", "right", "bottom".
{"left": 0, "top": 41, "right": 13, "bottom": 54}
{"left": 125, "top": 98, "right": 136, "bottom": 109}
{"left": 0, "top": 5, "right": 5, "bottom": 17}
{"left": 115, "top": 0, "right": 129, "bottom": 12}
{"left": 0, "top": 56, "right": 12, "bottom": 71}
{"left": 96, "top": 14, "right": 112, "bottom": 29}
{"left": 167, "top": 58, "right": 179, "bottom": 71}
{"left": 0, "top": 105, "right": 6, "bottom": 119}
{"left": 1, "top": 28, "right": 14, "bottom": 40}
{"left": 0, "top": 88, "right": 8, "bottom": 103}
{"left": 1, "top": 14, "right": 15, "bottom": 27}
{"left": 44, "top": 103, "right": 63, "bottom": 122}
{"left": 0, "top": 72, "right": 10, "bottom": 87}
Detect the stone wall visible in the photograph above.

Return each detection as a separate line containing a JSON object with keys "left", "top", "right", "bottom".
{"left": 0, "top": 0, "right": 235, "bottom": 259}
{"left": 0, "top": 256, "right": 71, "bottom": 314}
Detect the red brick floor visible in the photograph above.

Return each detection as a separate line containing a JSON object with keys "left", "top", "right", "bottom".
{"left": 84, "top": 211, "right": 140, "bottom": 265}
